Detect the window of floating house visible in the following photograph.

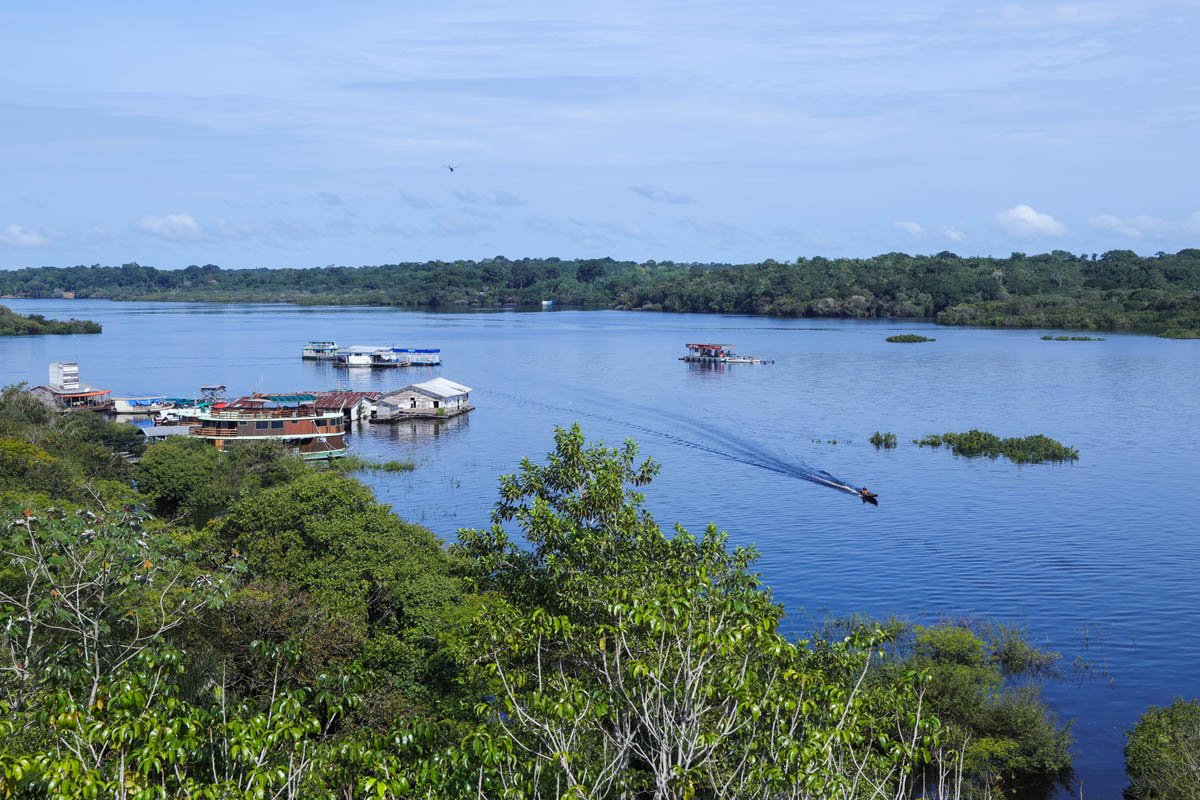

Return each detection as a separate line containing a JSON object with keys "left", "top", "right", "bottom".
{"left": 410, "top": 397, "right": 417, "bottom": 408}
{"left": 256, "top": 421, "right": 268, "bottom": 430}
{"left": 271, "top": 421, "right": 284, "bottom": 429}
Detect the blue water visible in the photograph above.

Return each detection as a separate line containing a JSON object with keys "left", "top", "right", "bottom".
{"left": 3, "top": 298, "right": 1198, "bottom": 798}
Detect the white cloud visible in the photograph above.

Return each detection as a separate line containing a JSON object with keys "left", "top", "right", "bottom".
{"left": 943, "top": 226, "right": 967, "bottom": 242}
{"left": 137, "top": 213, "right": 203, "bottom": 240}
{"left": 995, "top": 204, "right": 1066, "bottom": 237}
{"left": 631, "top": 185, "right": 694, "bottom": 205}
{"left": 893, "top": 221, "right": 925, "bottom": 237}
{"left": 0, "top": 224, "right": 50, "bottom": 247}
{"left": 1089, "top": 213, "right": 1143, "bottom": 238}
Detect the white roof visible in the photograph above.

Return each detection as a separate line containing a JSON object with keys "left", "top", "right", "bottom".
{"left": 400, "top": 377, "right": 472, "bottom": 398}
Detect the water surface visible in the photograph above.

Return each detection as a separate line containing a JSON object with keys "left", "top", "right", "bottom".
{"left": 3, "top": 299, "right": 1198, "bottom": 798}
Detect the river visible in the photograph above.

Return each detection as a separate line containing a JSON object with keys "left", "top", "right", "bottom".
{"left": 3, "top": 298, "right": 1198, "bottom": 797}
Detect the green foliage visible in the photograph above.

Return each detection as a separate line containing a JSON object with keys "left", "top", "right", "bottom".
{"left": 136, "top": 437, "right": 307, "bottom": 526}
{"left": 1160, "top": 328, "right": 1200, "bottom": 339}
{"left": 1041, "top": 335, "right": 1104, "bottom": 341}
{"left": 454, "top": 425, "right": 946, "bottom": 797}
{"left": 918, "top": 429, "right": 1078, "bottom": 464}
{"left": 213, "top": 472, "right": 464, "bottom": 704}
{"left": 870, "top": 431, "right": 898, "bottom": 448}
{"left": 0, "top": 303, "right": 101, "bottom": 336}
{"left": 887, "top": 334, "right": 935, "bottom": 342}
{"left": 1124, "top": 698, "right": 1200, "bottom": 799}
{"left": 896, "top": 622, "right": 1073, "bottom": 799}
{"left": 3, "top": 249, "right": 1199, "bottom": 332}
{"left": 0, "top": 386, "right": 141, "bottom": 507}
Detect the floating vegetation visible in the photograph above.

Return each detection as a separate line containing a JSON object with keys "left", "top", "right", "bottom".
{"left": 918, "top": 429, "right": 1078, "bottom": 464}
{"left": 886, "top": 334, "right": 935, "bottom": 343}
{"left": 1041, "top": 335, "right": 1104, "bottom": 341}
{"left": 1159, "top": 329, "right": 1200, "bottom": 339}
{"left": 332, "top": 456, "right": 417, "bottom": 473}
{"left": 869, "top": 431, "right": 897, "bottom": 449}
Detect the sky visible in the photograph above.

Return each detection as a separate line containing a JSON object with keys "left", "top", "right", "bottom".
{"left": 1, "top": 0, "right": 1199, "bottom": 268}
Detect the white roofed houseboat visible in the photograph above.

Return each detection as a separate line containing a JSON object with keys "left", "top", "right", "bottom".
{"left": 189, "top": 393, "right": 348, "bottom": 461}
{"left": 373, "top": 378, "right": 472, "bottom": 422}
{"left": 301, "top": 341, "right": 339, "bottom": 360}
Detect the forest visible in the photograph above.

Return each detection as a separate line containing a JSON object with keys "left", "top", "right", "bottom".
{"left": 2, "top": 248, "right": 1199, "bottom": 335}
{"left": 1, "top": 384, "right": 1195, "bottom": 798}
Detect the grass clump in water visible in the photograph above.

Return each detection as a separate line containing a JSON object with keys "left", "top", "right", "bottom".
{"left": 886, "top": 334, "right": 935, "bottom": 343}
{"left": 1041, "top": 335, "right": 1104, "bottom": 341}
{"left": 333, "top": 456, "right": 417, "bottom": 473}
{"left": 1159, "top": 329, "right": 1200, "bottom": 339}
{"left": 869, "top": 431, "right": 897, "bottom": 449}
{"left": 918, "top": 429, "right": 1077, "bottom": 464}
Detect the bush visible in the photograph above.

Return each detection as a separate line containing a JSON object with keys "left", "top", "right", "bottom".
{"left": 1125, "top": 699, "right": 1200, "bottom": 799}
{"left": 887, "top": 333, "right": 935, "bottom": 343}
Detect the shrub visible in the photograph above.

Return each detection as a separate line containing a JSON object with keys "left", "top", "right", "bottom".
{"left": 1125, "top": 698, "right": 1200, "bottom": 799}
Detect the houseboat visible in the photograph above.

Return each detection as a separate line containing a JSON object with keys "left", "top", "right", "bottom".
{"left": 302, "top": 341, "right": 340, "bottom": 360}
{"left": 189, "top": 393, "right": 349, "bottom": 460}
{"left": 679, "top": 343, "right": 773, "bottom": 365}
{"left": 373, "top": 378, "right": 473, "bottom": 422}
{"left": 30, "top": 363, "right": 114, "bottom": 412}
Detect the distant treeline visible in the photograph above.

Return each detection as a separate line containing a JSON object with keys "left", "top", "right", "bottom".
{"left": 3, "top": 248, "right": 1199, "bottom": 334}
{"left": 0, "top": 304, "right": 101, "bottom": 336}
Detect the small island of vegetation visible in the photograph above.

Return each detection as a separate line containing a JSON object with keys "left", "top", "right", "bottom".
{"left": 0, "top": 303, "right": 101, "bottom": 336}
{"left": 869, "top": 431, "right": 898, "bottom": 448}
{"left": 886, "top": 334, "right": 935, "bottom": 343}
{"left": 918, "top": 429, "right": 1079, "bottom": 464}
{"left": 1041, "top": 335, "right": 1104, "bottom": 341}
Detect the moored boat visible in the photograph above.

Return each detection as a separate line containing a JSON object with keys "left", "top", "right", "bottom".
{"left": 113, "top": 397, "right": 173, "bottom": 415}
{"left": 302, "top": 341, "right": 340, "bottom": 360}
{"left": 678, "top": 343, "right": 773, "bottom": 364}
{"left": 190, "top": 393, "right": 349, "bottom": 460}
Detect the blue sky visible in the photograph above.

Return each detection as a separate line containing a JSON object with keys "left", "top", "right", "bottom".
{"left": 2, "top": 1, "right": 1198, "bottom": 268}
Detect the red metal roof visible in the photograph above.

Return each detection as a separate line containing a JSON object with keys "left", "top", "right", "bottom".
{"left": 314, "top": 391, "right": 381, "bottom": 409}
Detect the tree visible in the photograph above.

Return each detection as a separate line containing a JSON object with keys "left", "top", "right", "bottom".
{"left": 455, "top": 425, "right": 943, "bottom": 799}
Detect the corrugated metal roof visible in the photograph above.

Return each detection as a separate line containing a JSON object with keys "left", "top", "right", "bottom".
{"left": 314, "top": 391, "right": 380, "bottom": 409}
{"left": 405, "top": 377, "right": 472, "bottom": 398}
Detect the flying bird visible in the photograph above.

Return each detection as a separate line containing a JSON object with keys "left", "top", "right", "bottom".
{"left": 445, "top": 164, "right": 461, "bottom": 172}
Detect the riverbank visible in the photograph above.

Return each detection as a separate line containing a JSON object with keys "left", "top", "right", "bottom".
{"left": 1, "top": 249, "right": 1198, "bottom": 335}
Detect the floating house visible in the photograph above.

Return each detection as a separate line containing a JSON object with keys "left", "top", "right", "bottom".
{"left": 373, "top": 378, "right": 473, "bottom": 422}
{"left": 302, "top": 341, "right": 339, "bottom": 360}
{"left": 314, "top": 391, "right": 380, "bottom": 422}
{"left": 189, "top": 393, "right": 348, "bottom": 460}
{"left": 30, "top": 362, "right": 114, "bottom": 412}
{"left": 334, "top": 346, "right": 442, "bottom": 367}
{"left": 679, "top": 343, "right": 773, "bottom": 365}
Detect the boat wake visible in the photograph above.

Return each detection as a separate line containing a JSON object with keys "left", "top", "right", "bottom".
{"left": 479, "top": 388, "right": 865, "bottom": 499}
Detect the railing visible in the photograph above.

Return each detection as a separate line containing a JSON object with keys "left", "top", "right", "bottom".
{"left": 202, "top": 407, "right": 337, "bottom": 421}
